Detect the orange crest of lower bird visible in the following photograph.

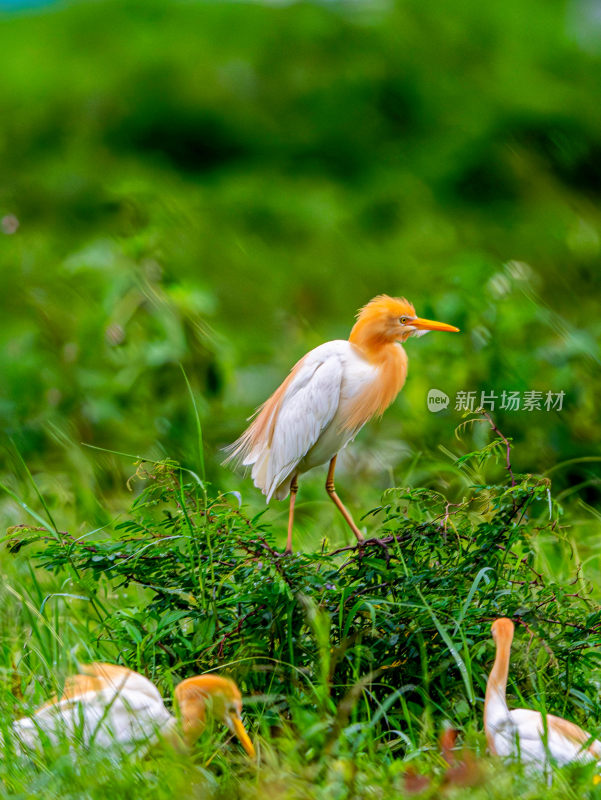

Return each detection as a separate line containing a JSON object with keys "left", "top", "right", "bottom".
{"left": 491, "top": 618, "right": 514, "bottom": 640}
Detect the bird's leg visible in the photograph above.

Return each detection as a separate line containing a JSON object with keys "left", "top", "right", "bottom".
{"left": 325, "top": 456, "right": 365, "bottom": 544}
{"left": 285, "top": 474, "right": 298, "bottom": 555}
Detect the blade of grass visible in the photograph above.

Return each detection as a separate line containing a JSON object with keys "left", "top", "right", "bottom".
{"left": 180, "top": 363, "right": 205, "bottom": 483}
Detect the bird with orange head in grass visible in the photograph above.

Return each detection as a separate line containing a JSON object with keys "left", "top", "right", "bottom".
{"left": 226, "top": 295, "right": 459, "bottom": 552}
{"left": 485, "top": 618, "right": 601, "bottom": 776}
{"left": 5, "top": 663, "right": 254, "bottom": 759}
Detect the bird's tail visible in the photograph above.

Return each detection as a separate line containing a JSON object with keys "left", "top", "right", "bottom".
{"left": 222, "top": 391, "right": 285, "bottom": 491}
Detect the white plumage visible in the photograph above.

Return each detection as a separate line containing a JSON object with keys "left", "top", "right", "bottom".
{"left": 486, "top": 706, "right": 601, "bottom": 769}
{"left": 242, "top": 340, "right": 378, "bottom": 502}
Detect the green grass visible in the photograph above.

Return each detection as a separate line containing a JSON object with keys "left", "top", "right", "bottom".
{"left": 1, "top": 427, "right": 601, "bottom": 798}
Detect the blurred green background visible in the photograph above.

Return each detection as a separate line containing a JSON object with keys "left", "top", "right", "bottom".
{"left": 1, "top": 0, "right": 600, "bottom": 543}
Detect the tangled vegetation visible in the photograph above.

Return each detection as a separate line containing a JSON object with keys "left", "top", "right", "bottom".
{"left": 4, "top": 433, "right": 601, "bottom": 798}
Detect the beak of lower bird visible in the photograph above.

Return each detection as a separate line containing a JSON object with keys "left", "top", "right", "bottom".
{"left": 229, "top": 712, "right": 256, "bottom": 757}
{"left": 411, "top": 317, "right": 460, "bottom": 333}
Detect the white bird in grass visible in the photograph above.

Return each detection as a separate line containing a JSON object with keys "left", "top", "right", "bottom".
{"left": 485, "top": 618, "right": 601, "bottom": 775}
{"left": 6, "top": 662, "right": 255, "bottom": 758}
{"left": 226, "top": 295, "right": 459, "bottom": 553}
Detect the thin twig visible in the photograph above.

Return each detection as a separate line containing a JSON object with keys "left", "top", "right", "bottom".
{"left": 536, "top": 616, "right": 601, "bottom": 632}
{"left": 516, "top": 617, "right": 557, "bottom": 662}
{"left": 481, "top": 411, "right": 516, "bottom": 487}
{"left": 216, "top": 605, "right": 266, "bottom": 658}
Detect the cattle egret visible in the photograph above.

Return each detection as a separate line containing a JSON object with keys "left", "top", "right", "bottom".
{"left": 226, "top": 295, "right": 459, "bottom": 552}
{"left": 485, "top": 618, "right": 601, "bottom": 774}
{"left": 7, "top": 663, "right": 255, "bottom": 758}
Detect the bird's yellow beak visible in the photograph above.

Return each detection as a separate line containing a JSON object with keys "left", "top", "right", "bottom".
{"left": 411, "top": 317, "right": 460, "bottom": 333}
{"left": 230, "top": 712, "right": 256, "bottom": 758}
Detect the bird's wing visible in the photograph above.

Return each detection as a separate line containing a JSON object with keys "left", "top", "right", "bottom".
{"left": 546, "top": 714, "right": 601, "bottom": 762}
{"left": 239, "top": 342, "right": 347, "bottom": 501}
{"left": 493, "top": 709, "right": 599, "bottom": 768}
{"left": 85, "top": 685, "right": 174, "bottom": 750}
{"left": 266, "top": 355, "right": 343, "bottom": 497}
{"left": 81, "top": 662, "right": 165, "bottom": 705}
{"left": 37, "top": 663, "right": 163, "bottom": 709}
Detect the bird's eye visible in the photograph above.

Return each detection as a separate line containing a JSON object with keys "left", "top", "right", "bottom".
{"left": 399, "top": 316, "right": 408, "bottom": 325}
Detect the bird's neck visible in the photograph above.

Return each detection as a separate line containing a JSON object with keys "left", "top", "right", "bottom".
{"left": 341, "top": 336, "right": 408, "bottom": 432}
{"left": 178, "top": 696, "right": 207, "bottom": 745}
{"left": 349, "top": 322, "right": 402, "bottom": 366}
{"left": 484, "top": 636, "right": 511, "bottom": 725}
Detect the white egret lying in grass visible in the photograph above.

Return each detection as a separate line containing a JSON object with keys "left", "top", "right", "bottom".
{"left": 7, "top": 662, "right": 255, "bottom": 758}
{"left": 485, "top": 618, "right": 600, "bottom": 774}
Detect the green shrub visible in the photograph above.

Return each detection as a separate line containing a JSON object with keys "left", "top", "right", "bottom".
{"left": 8, "top": 437, "right": 601, "bottom": 758}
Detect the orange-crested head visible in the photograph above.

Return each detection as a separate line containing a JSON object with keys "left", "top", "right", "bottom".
{"left": 349, "top": 295, "right": 459, "bottom": 353}
{"left": 175, "top": 674, "right": 242, "bottom": 706}
{"left": 491, "top": 617, "right": 515, "bottom": 643}
{"left": 174, "top": 674, "right": 255, "bottom": 757}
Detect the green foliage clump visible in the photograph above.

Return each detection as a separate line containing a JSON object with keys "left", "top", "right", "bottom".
{"left": 9, "top": 441, "right": 601, "bottom": 758}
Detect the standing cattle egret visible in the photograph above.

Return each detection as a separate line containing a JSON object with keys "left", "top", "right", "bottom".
{"left": 485, "top": 618, "right": 601, "bottom": 773}
{"left": 8, "top": 663, "right": 254, "bottom": 758}
{"left": 226, "top": 295, "right": 459, "bottom": 552}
